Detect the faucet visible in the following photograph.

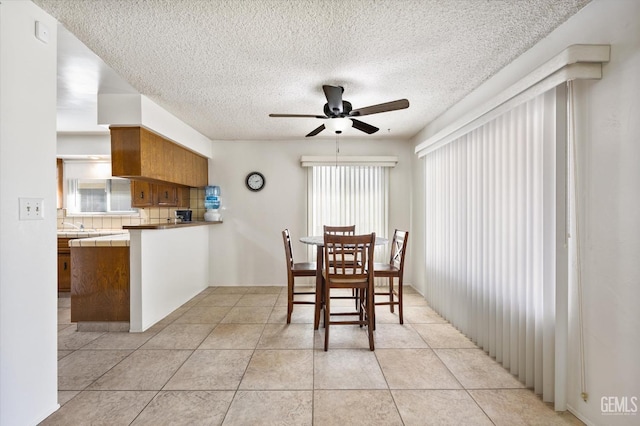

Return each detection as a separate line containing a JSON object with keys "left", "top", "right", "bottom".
{"left": 174, "top": 211, "right": 183, "bottom": 224}
{"left": 61, "top": 222, "right": 84, "bottom": 230}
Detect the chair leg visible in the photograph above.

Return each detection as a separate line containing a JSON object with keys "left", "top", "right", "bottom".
{"left": 353, "top": 288, "right": 358, "bottom": 309}
{"left": 287, "top": 279, "right": 294, "bottom": 324}
{"left": 358, "top": 288, "right": 364, "bottom": 327}
{"left": 371, "top": 289, "right": 376, "bottom": 331}
{"left": 324, "top": 287, "right": 330, "bottom": 351}
{"left": 389, "top": 277, "right": 395, "bottom": 313}
{"left": 398, "top": 278, "right": 404, "bottom": 325}
{"left": 366, "top": 286, "right": 375, "bottom": 351}
{"left": 314, "top": 275, "right": 324, "bottom": 330}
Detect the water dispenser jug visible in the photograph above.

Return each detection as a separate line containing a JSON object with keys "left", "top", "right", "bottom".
{"left": 204, "top": 185, "right": 222, "bottom": 221}
{"left": 205, "top": 186, "right": 220, "bottom": 210}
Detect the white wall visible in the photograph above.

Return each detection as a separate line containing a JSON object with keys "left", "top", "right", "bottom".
{"left": 0, "top": 1, "right": 59, "bottom": 424}
{"left": 411, "top": 0, "right": 640, "bottom": 424}
{"left": 567, "top": 1, "right": 640, "bottom": 424}
{"left": 129, "top": 227, "right": 209, "bottom": 331}
{"left": 208, "top": 138, "right": 413, "bottom": 286}
{"left": 57, "top": 133, "right": 111, "bottom": 158}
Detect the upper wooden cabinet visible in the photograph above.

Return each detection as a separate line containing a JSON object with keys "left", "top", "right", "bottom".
{"left": 130, "top": 180, "right": 189, "bottom": 208}
{"left": 130, "top": 180, "right": 155, "bottom": 207}
{"left": 110, "top": 126, "right": 208, "bottom": 187}
{"left": 156, "top": 184, "right": 178, "bottom": 206}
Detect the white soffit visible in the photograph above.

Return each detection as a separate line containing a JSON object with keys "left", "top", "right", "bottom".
{"left": 98, "top": 94, "right": 213, "bottom": 158}
{"left": 415, "top": 44, "right": 610, "bottom": 157}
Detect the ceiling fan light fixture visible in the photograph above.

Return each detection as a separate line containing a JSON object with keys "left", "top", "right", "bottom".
{"left": 325, "top": 117, "right": 351, "bottom": 134}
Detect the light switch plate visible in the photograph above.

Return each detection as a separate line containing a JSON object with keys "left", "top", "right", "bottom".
{"left": 19, "top": 198, "right": 44, "bottom": 220}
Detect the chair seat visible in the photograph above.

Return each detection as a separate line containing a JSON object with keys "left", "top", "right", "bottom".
{"left": 322, "top": 272, "right": 368, "bottom": 286}
{"left": 373, "top": 262, "right": 399, "bottom": 276}
{"left": 292, "top": 262, "right": 317, "bottom": 275}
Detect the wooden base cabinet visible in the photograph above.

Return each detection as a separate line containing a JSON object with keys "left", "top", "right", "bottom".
{"left": 57, "top": 238, "right": 72, "bottom": 291}
{"left": 71, "top": 246, "right": 130, "bottom": 322}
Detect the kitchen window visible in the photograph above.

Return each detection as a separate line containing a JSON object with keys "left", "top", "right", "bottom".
{"left": 67, "top": 178, "right": 136, "bottom": 214}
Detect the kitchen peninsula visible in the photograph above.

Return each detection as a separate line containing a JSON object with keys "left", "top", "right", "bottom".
{"left": 70, "top": 234, "right": 130, "bottom": 331}
{"left": 71, "top": 222, "right": 219, "bottom": 332}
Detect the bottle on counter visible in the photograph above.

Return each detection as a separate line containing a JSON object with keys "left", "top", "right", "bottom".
{"left": 204, "top": 185, "right": 222, "bottom": 221}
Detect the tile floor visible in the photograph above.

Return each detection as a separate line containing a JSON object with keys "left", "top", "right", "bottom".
{"left": 43, "top": 286, "right": 583, "bottom": 425}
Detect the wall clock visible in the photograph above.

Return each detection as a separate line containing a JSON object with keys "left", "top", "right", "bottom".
{"left": 245, "top": 171, "right": 265, "bottom": 192}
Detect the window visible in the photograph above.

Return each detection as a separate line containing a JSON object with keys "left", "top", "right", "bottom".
{"left": 307, "top": 164, "right": 389, "bottom": 263}
{"left": 67, "top": 178, "right": 135, "bottom": 214}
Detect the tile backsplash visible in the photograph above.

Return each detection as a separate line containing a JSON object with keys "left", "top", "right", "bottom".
{"left": 57, "top": 188, "right": 206, "bottom": 229}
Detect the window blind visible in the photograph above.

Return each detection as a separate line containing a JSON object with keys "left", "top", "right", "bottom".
{"left": 422, "top": 86, "right": 567, "bottom": 404}
{"left": 307, "top": 165, "right": 389, "bottom": 265}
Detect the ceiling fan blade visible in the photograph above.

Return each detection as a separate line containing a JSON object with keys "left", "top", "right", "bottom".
{"left": 269, "top": 113, "right": 327, "bottom": 118}
{"left": 323, "top": 85, "right": 344, "bottom": 116}
{"left": 350, "top": 118, "right": 379, "bottom": 134}
{"left": 349, "top": 99, "right": 409, "bottom": 117}
{"left": 306, "top": 124, "right": 325, "bottom": 137}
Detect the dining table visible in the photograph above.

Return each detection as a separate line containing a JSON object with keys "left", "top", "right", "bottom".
{"left": 300, "top": 235, "right": 388, "bottom": 329}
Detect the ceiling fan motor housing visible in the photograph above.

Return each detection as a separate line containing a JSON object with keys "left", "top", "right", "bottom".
{"left": 323, "top": 100, "right": 352, "bottom": 118}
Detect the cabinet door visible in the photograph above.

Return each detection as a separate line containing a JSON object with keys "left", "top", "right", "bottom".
{"left": 131, "top": 181, "right": 155, "bottom": 207}
{"left": 58, "top": 253, "right": 71, "bottom": 291}
{"left": 177, "top": 187, "right": 191, "bottom": 208}
{"left": 156, "top": 184, "right": 178, "bottom": 206}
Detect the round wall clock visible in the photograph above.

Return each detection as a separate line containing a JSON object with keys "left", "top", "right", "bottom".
{"left": 245, "top": 171, "right": 265, "bottom": 191}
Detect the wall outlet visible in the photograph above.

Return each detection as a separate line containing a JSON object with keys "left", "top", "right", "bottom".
{"left": 19, "top": 198, "right": 44, "bottom": 220}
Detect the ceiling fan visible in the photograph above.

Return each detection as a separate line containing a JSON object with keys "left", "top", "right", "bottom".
{"left": 269, "top": 85, "right": 409, "bottom": 137}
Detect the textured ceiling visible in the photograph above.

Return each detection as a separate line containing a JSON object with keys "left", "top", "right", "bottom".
{"left": 34, "top": 0, "right": 590, "bottom": 141}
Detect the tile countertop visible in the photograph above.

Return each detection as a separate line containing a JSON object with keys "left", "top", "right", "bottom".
{"left": 57, "top": 229, "right": 129, "bottom": 238}
{"left": 68, "top": 233, "right": 130, "bottom": 247}
{"left": 123, "top": 220, "right": 222, "bottom": 230}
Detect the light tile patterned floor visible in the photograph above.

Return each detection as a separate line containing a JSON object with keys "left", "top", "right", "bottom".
{"left": 43, "top": 286, "right": 583, "bottom": 425}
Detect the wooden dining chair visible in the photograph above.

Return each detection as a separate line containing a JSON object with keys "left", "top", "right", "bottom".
{"left": 282, "top": 229, "right": 317, "bottom": 323}
{"left": 323, "top": 225, "right": 359, "bottom": 305}
{"left": 374, "top": 229, "right": 409, "bottom": 324}
{"left": 323, "top": 225, "right": 356, "bottom": 235}
{"left": 323, "top": 224, "right": 358, "bottom": 264}
{"left": 322, "top": 232, "right": 376, "bottom": 351}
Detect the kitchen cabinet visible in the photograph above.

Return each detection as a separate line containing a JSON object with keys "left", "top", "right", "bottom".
{"left": 177, "top": 186, "right": 190, "bottom": 208}
{"left": 110, "top": 126, "right": 208, "bottom": 187}
{"left": 130, "top": 180, "right": 189, "bottom": 208}
{"left": 71, "top": 245, "right": 130, "bottom": 323}
{"left": 57, "top": 238, "right": 71, "bottom": 291}
{"left": 131, "top": 180, "right": 155, "bottom": 207}
{"left": 156, "top": 184, "right": 178, "bottom": 206}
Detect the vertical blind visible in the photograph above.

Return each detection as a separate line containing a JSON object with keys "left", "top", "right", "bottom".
{"left": 423, "top": 87, "right": 566, "bottom": 403}
{"left": 307, "top": 165, "right": 389, "bottom": 263}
